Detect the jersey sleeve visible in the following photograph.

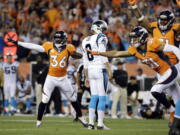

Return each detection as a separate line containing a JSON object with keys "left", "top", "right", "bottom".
{"left": 42, "top": 42, "right": 52, "bottom": 54}
{"left": 67, "top": 44, "right": 76, "bottom": 55}
{"left": 97, "top": 34, "right": 108, "bottom": 63}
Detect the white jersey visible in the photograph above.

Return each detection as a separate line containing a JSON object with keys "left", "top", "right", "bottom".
{"left": 2, "top": 61, "right": 19, "bottom": 84}
{"left": 17, "top": 80, "right": 32, "bottom": 98}
{"left": 82, "top": 33, "right": 108, "bottom": 69}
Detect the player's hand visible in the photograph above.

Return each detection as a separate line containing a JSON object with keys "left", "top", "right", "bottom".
{"left": 8, "top": 38, "right": 18, "bottom": 45}
{"left": 128, "top": 46, "right": 137, "bottom": 55}
{"left": 128, "top": 0, "right": 137, "bottom": 5}
{"left": 86, "top": 49, "right": 99, "bottom": 55}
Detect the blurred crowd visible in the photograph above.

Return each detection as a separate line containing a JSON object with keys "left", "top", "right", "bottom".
{"left": 0, "top": 0, "right": 179, "bottom": 62}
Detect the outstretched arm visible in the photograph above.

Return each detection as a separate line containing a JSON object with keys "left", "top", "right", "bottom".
{"left": 8, "top": 38, "right": 45, "bottom": 52}
{"left": 71, "top": 51, "right": 82, "bottom": 59}
{"left": 128, "top": 0, "right": 153, "bottom": 33}
{"left": 92, "top": 50, "right": 131, "bottom": 58}
{"left": 18, "top": 41, "right": 45, "bottom": 52}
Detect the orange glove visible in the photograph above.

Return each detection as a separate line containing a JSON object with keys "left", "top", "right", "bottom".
{"left": 128, "top": 46, "right": 137, "bottom": 55}
{"left": 91, "top": 51, "right": 99, "bottom": 55}
{"left": 128, "top": 0, "right": 137, "bottom": 6}
{"left": 85, "top": 49, "right": 99, "bottom": 55}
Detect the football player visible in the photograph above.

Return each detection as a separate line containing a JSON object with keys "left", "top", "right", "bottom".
{"left": 2, "top": 53, "right": 19, "bottom": 115}
{"left": 82, "top": 20, "right": 112, "bottom": 130}
{"left": 128, "top": 0, "right": 180, "bottom": 71}
{"left": 8, "top": 31, "right": 88, "bottom": 127}
{"left": 169, "top": 98, "right": 180, "bottom": 135}
{"left": 87, "top": 26, "right": 180, "bottom": 127}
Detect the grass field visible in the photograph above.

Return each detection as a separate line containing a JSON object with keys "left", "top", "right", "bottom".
{"left": 0, "top": 116, "right": 169, "bottom": 135}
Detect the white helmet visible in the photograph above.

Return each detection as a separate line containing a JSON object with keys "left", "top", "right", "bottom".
{"left": 91, "top": 20, "right": 108, "bottom": 34}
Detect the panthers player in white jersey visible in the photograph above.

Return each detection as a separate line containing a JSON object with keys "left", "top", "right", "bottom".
{"left": 82, "top": 20, "right": 112, "bottom": 130}
{"left": 2, "top": 54, "right": 19, "bottom": 114}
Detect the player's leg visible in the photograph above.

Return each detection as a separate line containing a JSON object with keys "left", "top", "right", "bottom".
{"left": 96, "top": 69, "right": 109, "bottom": 130}
{"left": 59, "top": 76, "right": 88, "bottom": 127}
{"left": 3, "top": 85, "right": 10, "bottom": 114}
{"left": 36, "top": 76, "right": 55, "bottom": 127}
{"left": 87, "top": 78, "right": 99, "bottom": 129}
{"left": 169, "top": 98, "right": 180, "bottom": 135}
{"left": 10, "top": 84, "right": 17, "bottom": 113}
{"left": 151, "top": 77, "right": 177, "bottom": 127}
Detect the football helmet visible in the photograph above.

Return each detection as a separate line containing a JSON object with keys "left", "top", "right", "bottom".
{"left": 157, "top": 10, "right": 175, "bottom": 31}
{"left": 54, "top": 31, "right": 67, "bottom": 48}
{"left": 91, "top": 20, "right": 108, "bottom": 34}
{"left": 129, "top": 26, "right": 148, "bottom": 48}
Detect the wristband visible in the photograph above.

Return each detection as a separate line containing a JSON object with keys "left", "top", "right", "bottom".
{"left": 138, "top": 15, "right": 144, "bottom": 22}
{"left": 131, "top": 4, "right": 138, "bottom": 9}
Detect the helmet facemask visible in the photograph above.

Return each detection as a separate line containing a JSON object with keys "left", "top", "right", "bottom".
{"left": 158, "top": 11, "right": 175, "bottom": 31}
{"left": 54, "top": 31, "right": 67, "bottom": 48}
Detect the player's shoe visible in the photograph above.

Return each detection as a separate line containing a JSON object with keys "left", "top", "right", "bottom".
{"left": 78, "top": 117, "right": 88, "bottom": 127}
{"left": 97, "top": 124, "right": 110, "bottom": 130}
{"left": 36, "top": 120, "right": 42, "bottom": 128}
{"left": 168, "top": 111, "right": 175, "bottom": 128}
{"left": 88, "top": 124, "right": 95, "bottom": 130}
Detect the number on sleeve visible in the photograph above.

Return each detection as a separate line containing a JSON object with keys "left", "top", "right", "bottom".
{"left": 141, "top": 58, "right": 159, "bottom": 68}
{"left": 85, "top": 44, "right": 94, "bottom": 61}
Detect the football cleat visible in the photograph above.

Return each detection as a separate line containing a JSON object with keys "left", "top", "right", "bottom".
{"left": 78, "top": 117, "right": 88, "bottom": 127}
{"left": 88, "top": 124, "right": 95, "bottom": 130}
{"left": 36, "top": 120, "right": 42, "bottom": 128}
{"left": 97, "top": 124, "right": 110, "bottom": 130}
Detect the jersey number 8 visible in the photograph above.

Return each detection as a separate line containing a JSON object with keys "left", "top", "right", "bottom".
{"left": 85, "top": 44, "right": 94, "bottom": 61}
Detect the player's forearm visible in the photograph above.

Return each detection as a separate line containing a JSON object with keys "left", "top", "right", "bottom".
{"left": 71, "top": 52, "right": 82, "bottom": 59}
{"left": 76, "top": 73, "right": 81, "bottom": 88}
{"left": 104, "top": 62, "right": 112, "bottom": 79}
{"left": 99, "top": 51, "right": 131, "bottom": 58}
{"left": 130, "top": 5, "right": 152, "bottom": 33}
{"left": 18, "top": 41, "right": 45, "bottom": 52}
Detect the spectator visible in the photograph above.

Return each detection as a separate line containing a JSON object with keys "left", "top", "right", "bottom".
{"left": 111, "top": 61, "right": 129, "bottom": 119}
{"left": 17, "top": 75, "right": 33, "bottom": 114}
{"left": 127, "top": 76, "right": 141, "bottom": 119}
{"left": 136, "top": 68, "right": 146, "bottom": 91}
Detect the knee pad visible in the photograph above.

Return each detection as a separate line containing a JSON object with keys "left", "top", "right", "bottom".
{"left": 97, "top": 96, "right": 106, "bottom": 111}
{"left": 89, "top": 95, "right": 99, "bottom": 109}
{"left": 42, "top": 93, "right": 50, "bottom": 104}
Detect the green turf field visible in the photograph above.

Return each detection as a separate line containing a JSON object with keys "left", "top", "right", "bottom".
{"left": 0, "top": 116, "right": 169, "bottom": 135}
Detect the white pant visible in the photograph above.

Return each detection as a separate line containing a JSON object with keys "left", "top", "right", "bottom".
{"left": 152, "top": 67, "right": 180, "bottom": 104}
{"left": 4, "top": 82, "right": 16, "bottom": 99}
{"left": 42, "top": 75, "right": 76, "bottom": 103}
{"left": 88, "top": 68, "right": 108, "bottom": 96}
